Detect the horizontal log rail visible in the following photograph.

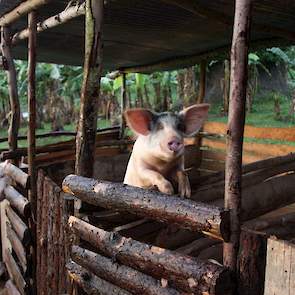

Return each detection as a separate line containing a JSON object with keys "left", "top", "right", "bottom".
{"left": 72, "top": 245, "right": 182, "bottom": 295}
{"left": 67, "top": 261, "right": 132, "bottom": 295}
{"left": 69, "top": 216, "right": 233, "bottom": 294}
{"left": 0, "top": 161, "right": 29, "bottom": 189}
{"left": 0, "top": 0, "right": 52, "bottom": 27}
{"left": 63, "top": 175, "right": 230, "bottom": 241}
{"left": 0, "top": 125, "right": 120, "bottom": 144}
{"left": 0, "top": 139, "right": 132, "bottom": 161}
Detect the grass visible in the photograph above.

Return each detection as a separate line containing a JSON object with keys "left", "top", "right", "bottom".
{"left": 208, "top": 95, "right": 295, "bottom": 128}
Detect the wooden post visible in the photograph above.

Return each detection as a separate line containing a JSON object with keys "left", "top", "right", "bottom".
{"left": 75, "top": 0, "right": 104, "bottom": 177}
{"left": 27, "top": 10, "right": 37, "bottom": 295}
{"left": 237, "top": 229, "right": 267, "bottom": 295}
{"left": 223, "top": 0, "right": 252, "bottom": 273}
{"left": 197, "top": 60, "right": 206, "bottom": 103}
{"left": 0, "top": 27, "right": 20, "bottom": 166}
{"left": 120, "top": 73, "right": 127, "bottom": 138}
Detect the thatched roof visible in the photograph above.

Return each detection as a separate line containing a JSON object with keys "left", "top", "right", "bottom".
{"left": 0, "top": 0, "right": 295, "bottom": 72}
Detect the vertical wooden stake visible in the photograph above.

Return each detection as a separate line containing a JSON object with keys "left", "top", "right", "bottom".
{"left": 223, "top": 0, "right": 252, "bottom": 273}
{"left": 120, "top": 73, "right": 127, "bottom": 138}
{"left": 75, "top": 0, "right": 104, "bottom": 177}
{"left": 0, "top": 26, "right": 20, "bottom": 166}
{"left": 197, "top": 60, "right": 206, "bottom": 103}
{"left": 28, "top": 10, "right": 37, "bottom": 295}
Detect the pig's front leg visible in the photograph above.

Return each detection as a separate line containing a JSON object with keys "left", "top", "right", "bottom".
{"left": 141, "top": 169, "right": 174, "bottom": 195}
{"left": 175, "top": 170, "right": 191, "bottom": 198}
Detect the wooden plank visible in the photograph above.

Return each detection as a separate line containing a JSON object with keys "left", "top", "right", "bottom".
{"left": 200, "top": 158, "right": 225, "bottom": 172}
{"left": 1, "top": 200, "right": 11, "bottom": 262}
{"left": 264, "top": 238, "right": 295, "bottom": 295}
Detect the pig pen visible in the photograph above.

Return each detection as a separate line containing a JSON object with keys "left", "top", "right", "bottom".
{"left": 5, "top": 124, "right": 290, "bottom": 295}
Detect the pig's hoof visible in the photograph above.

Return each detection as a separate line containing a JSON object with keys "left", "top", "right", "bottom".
{"left": 158, "top": 181, "right": 174, "bottom": 195}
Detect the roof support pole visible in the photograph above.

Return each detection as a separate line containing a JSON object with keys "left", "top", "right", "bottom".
{"left": 0, "top": 0, "right": 51, "bottom": 27}
{"left": 27, "top": 10, "right": 37, "bottom": 294}
{"left": 197, "top": 60, "right": 206, "bottom": 103}
{"left": 223, "top": 0, "right": 252, "bottom": 273}
{"left": 0, "top": 27, "right": 20, "bottom": 166}
{"left": 75, "top": 0, "right": 104, "bottom": 177}
{"left": 120, "top": 73, "right": 127, "bottom": 138}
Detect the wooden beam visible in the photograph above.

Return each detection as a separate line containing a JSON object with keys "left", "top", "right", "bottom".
{"left": 0, "top": 0, "right": 51, "bottom": 26}
{"left": 71, "top": 245, "right": 182, "bottom": 295}
{"left": 68, "top": 216, "right": 234, "bottom": 294}
{"left": 12, "top": 2, "right": 85, "bottom": 45}
{"left": 120, "top": 73, "right": 127, "bottom": 138}
{"left": 27, "top": 10, "right": 37, "bottom": 215}
{"left": 63, "top": 175, "right": 230, "bottom": 241}
{"left": 27, "top": 10, "right": 37, "bottom": 295}
{"left": 0, "top": 27, "right": 20, "bottom": 166}
{"left": 197, "top": 60, "right": 206, "bottom": 103}
{"left": 223, "top": 0, "right": 252, "bottom": 272}
{"left": 0, "top": 162, "right": 29, "bottom": 189}
{"left": 75, "top": 0, "right": 104, "bottom": 177}
{"left": 5, "top": 279, "right": 21, "bottom": 295}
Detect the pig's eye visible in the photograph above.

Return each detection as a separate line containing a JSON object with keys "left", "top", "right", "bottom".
{"left": 156, "top": 122, "right": 164, "bottom": 131}
{"left": 177, "top": 122, "right": 185, "bottom": 132}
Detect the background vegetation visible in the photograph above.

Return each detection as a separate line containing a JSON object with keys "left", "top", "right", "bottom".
{"left": 0, "top": 46, "right": 295, "bottom": 148}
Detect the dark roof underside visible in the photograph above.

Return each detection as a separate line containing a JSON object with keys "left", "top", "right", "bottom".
{"left": 1, "top": 0, "right": 295, "bottom": 72}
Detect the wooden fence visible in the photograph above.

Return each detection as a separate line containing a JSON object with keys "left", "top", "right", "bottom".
{"left": 0, "top": 162, "right": 32, "bottom": 294}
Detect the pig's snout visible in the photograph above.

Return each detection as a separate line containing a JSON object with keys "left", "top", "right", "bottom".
{"left": 168, "top": 139, "right": 183, "bottom": 152}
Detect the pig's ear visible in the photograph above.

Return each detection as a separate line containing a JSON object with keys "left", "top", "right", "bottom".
{"left": 124, "top": 108, "right": 154, "bottom": 136}
{"left": 180, "top": 103, "right": 210, "bottom": 136}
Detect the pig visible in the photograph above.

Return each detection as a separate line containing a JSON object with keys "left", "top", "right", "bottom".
{"left": 123, "top": 103, "right": 210, "bottom": 198}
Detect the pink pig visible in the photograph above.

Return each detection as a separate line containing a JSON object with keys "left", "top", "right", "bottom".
{"left": 123, "top": 104, "right": 210, "bottom": 198}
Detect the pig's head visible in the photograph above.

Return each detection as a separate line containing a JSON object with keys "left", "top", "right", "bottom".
{"left": 124, "top": 103, "right": 210, "bottom": 161}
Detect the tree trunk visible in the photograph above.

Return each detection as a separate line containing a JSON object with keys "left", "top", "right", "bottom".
{"left": 223, "top": 59, "right": 230, "bottom": 114}
{"left": 223, "top": 0, "right": 252, "bottom": 272}
{"left": 75, "top": 0, "right": 104, "bottom": 178}
{"left": 197, "top": 60, "right": 206, "bottom": 103}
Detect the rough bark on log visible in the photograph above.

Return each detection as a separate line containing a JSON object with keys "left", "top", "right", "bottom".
{"left": 0, "top": 27, "right": 20, "bottom": 166}
{"left": 75, "top": 0, "right": 104, "bottom": 177}
{"left": 6, "top": 226, "right": 27, "bottom": 274}
{"left": 0, "top": 0, "right": 51, "bottom": 26}
{"left": 4, "top": 186, "right": 30, "bottom": 217}
{"left": 12, "top": 2, "right": 85, "bottom": 44}
{"left": 5, "top": 250, "right": 26, "bottom": 295}
{"left": 68, "top": 216, "right": 233, "bottom": 294}
{"left": 5, "top": 205, "right": 30, "bottom": 247}
{"left": 67, "top": 261, "right": 132, "bottom": 295}
{"left": 237, "top": 230, "right": 267, "bottom": 295}
{"left": 72, "top": 245, "right": 183, "bottom": 295}
{"left": 0, "top": 162, "right": 28, "bottom": 189}
{"left": 5, "top": 280, "right": 21, "bottom": 295}
{"left": 63, "top": 175, "right": 230, "bottom": 241}
{"left": 224, "top": 0, "right": 252, "bottom": 271}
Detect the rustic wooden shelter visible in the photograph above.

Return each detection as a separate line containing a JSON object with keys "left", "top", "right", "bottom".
{"left": 0, "top": 0, "right": 295, "bottom": 294}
